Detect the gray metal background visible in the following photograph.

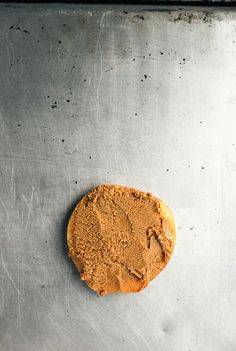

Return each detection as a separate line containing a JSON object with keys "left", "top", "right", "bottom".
{"left": 0, "top": 4, "right": 236, "bottom": 351}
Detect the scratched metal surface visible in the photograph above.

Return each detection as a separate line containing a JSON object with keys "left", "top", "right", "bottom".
{"left": 0, "top": 4, "right": 236, "bottom": 351}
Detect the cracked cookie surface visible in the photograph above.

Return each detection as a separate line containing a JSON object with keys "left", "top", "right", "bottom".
{"left": 67, "top": 185, "right": 176, "bottom": 295}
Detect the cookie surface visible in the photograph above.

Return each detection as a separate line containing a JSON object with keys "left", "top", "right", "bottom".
{"left": 67, "top": 185, "right": 176, "bottom": 295}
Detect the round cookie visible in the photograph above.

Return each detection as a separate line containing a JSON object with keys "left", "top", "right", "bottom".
{"left": 67, "top": 185, "right": 176, "bottom": 295}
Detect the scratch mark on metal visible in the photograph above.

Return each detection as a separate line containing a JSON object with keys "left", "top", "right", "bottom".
{"left": 67, "top": 168, "right": 72, "bottom": 202}
{"left": 65, "top": 263, "right": 69, "bottom": 314}
{"left": 0, "top": 200, "right": 9, "bottom": 220}
{"left": 17, "top": 257, "right": 22, "bottom": 332}
{"left": 1, "top": 251, "right": 24, "bottom": 301}
{"left": 9, "top": 162, "right": 15, "bottom": 202}
{"left": 95, "top": 13, "right": 106, "bottom": 120}
{"left": 0, "top": 285, "right": 5, "bottom": 316}
{"left": 22, "top": 186, "right": 34, "bottom": 232}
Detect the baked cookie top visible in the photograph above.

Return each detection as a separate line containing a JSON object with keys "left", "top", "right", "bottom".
{"left": 67, "top": 185, "right": 176, "bottom": 295}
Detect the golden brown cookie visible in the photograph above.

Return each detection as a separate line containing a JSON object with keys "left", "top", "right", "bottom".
{"left": 67, "top": 185, "right": 176, "bottom": 295}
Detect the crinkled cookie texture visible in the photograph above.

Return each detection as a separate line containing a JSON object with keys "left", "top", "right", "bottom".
{"left": 67, "top": 185, "right": 176, "bottom": 296}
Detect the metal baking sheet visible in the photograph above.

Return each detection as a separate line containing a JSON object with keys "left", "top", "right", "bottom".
{"left": 0, "top": 4, "right": 236, "bottom": 351}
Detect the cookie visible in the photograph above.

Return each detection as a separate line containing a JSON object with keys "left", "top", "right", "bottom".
{"left": 67, "top": 185, "right": 176, "bottom": 295}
